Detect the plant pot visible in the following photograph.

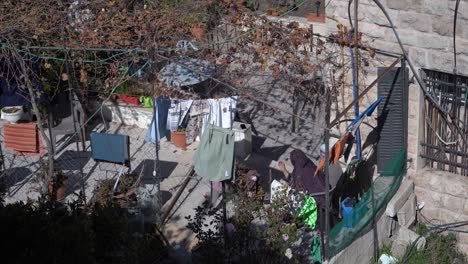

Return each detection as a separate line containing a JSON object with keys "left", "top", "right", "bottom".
{"left": 1, "top": 106, "right": 23, "bottom": 123}
{"left": 190, "top": 26, "right": 206, "bottom": 39}
{"left": 306, "top": 13, "right": 326, "bottom": 23}
{"left": 120, "top": 95, "right": 140, "bottom": 105}
{"left": 110, "top": 94, "right": 118, "bottom": 102}
{"left": 48, "top": 182, "right": 66, "bottom": 201}
{"left": 171, "top": 131, "right": 187, "bottom": 149}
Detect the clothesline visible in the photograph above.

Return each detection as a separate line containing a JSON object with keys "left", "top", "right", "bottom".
{"left": 153, "top": 53, "right": 333, "bottom": 132}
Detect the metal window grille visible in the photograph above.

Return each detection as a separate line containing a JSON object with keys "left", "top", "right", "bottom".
{"left": 421, "top": 68, "right": 468, "bottom": 176}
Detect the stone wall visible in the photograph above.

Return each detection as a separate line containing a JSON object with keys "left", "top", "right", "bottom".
{"left": 102, "top": 102, "right": 153, "bottom": 129}
{"left": 325, "top": 0, "right": 468, "bottom": 174}
{"left": 412, "top": 168, "right": 468, "bottom": 253}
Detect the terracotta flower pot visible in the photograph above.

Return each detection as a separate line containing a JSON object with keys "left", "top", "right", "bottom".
{"left": 171, "top": 131, "right": 187, "bottom": 149}
{"left": 190, "top": 26, "right": 206, "bottom": 39}
{"left": 306, "top": 13, "right": 326, "bottom": 23}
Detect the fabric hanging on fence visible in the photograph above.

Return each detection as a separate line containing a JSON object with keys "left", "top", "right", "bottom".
{"left": 298, "top": 195, "right": 318, "bottom": 230}
{"left": 194, "top": 124, "right": 235, "bottom": 181}
{"left": 145, "top": 95, "right": 171, "bottom": 143}
{"left": 310, "top": 235, "right": 322, "bottom": 263}
{"left": 167, "top": 99, "right": 193, "bottom": 132}
{"left": 315, "top": 132, "right": 350, "bottom": 176}
{"left": 0, "top": 56, "right": 46, "bottom": 108}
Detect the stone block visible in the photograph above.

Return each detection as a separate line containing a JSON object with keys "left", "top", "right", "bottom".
{"left": 428, "top": 51, "right": 455, "bottom": 72}
{"left": 387, "top": 0, "right": 422, "bottom": 11}
{"left": 432, "top": 15, "right": 454, "bottom": 37}
{"left": 458, "top": 243, "right": 468, "bottom": 255}
{"left": 398, "top": 12, "right": 431, "bottom": 32}
{"left": 464, "top": 199, "right": 468, "bottom": 214}
{"left": 398, "top": 193, "right": 417, "bottom": 227}
{"left": 391, "top": 239, "right": 408, "bottom": 259}
{"left": 398, "top": 226, "right": 426, "bottom": 250}
{"left": 413, "top": 169, "right": 468, "bottom": 199}
{"left": 360, "top": 22, "right": 387, "bottom": 39}
{"left": 391, "top": 29, "right": 452, "bottom": 50}
{"left": 458, "top": 233, "right": 468, "bottom": 244}
{"left": 391, "top": 227, "right": 427, "bottom": 258}
{"left": 407, "top": 135, "right": 418, "bottom": 156}
{"left": 423, "top": 0, "right": 453, "bottom": 16}
{"left": 441, "top": 194, "right": 466, "bottom": 212}
{"left": 386, "top": 179, "right": 415, "bottom": 217}
{"left": 408, "top": 47, "right": 428, "bottom": 68}
{"left": 414, "top": 186, "right": 443, "bottom": 208}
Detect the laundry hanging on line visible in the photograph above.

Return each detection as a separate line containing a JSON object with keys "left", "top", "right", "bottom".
{"left": 167, "top": 99, "right": 193, "bottom": 132}
{"left": 201, "top": 96, "right": 238, "bottom": 134}
{"left": 145, "top": 95, "right": 171, "bottom": 143}
{"left": 194, "top": 124, "right": 235, "bottom": 182}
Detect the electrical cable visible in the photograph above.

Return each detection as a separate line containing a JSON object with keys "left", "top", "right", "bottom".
{"left": 348, "top": 0, "right": 353, "bottom": 28}
{"left": 401, "top": 220, "right": 468, "bottom": 263}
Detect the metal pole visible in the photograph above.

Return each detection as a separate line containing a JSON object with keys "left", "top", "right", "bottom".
{"left": 324, "top": 92, "right": 331, "bottom": 260}
{"left": 330, "top": 58, "right": 400, "bottom": 127}
{"left": 152, "top": 84, "right": 162, "bottom": 223}
{"left": 353, "top": 0, "right": 361, "bottom": 160}
{"left": 64, "top": 49, "right": 87, "bottom": 202}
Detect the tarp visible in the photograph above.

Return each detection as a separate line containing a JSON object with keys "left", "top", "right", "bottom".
{"left": 159, "top": 59, "right": 214, "bottom": 87}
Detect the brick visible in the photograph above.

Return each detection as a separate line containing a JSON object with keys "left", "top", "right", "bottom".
{"left": 398, "top": 193, "right": 417, "bottom": 227}
{"left": 386, "top": 179, "right": 415, "bottom": 217}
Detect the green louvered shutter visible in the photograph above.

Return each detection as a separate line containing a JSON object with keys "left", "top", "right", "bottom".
{"left": 377, "top": 66, "right": 409, "bottom": 173}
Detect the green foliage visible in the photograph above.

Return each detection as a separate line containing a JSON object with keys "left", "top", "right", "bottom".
{"left": 187, "top": 182, "right": 308, "bottom": 263}
{"left": 0, "top": 199, "right": 167, "bottom": 264}
{"left": 401, "top": 231, "right": 466, "bottom": 264}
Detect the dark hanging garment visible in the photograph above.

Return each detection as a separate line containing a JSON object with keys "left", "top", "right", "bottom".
{"left": 290, "top": 149, "right": 326, "bottom": 208}
{"left": 0, "top": 56, "right": 46, "bottom": 108}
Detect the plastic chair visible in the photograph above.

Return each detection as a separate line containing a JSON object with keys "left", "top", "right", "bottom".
{"left": 90, "top": 132, "right": 131, "bottom": 191}
{"left": 48, "top": 92, "right": 86, "bottom": 153}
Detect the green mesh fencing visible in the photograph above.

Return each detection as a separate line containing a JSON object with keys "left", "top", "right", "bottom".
{"left": 329, "top": 149, "right": 406, "bottom": 257}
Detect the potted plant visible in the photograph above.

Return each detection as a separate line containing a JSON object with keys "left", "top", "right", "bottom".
{"left": 48, "top": 170, "right": 67, "bottom": 202}
{"left": 171, "top": 128, "right": 187, "bottom": 149}
{"left": 95, "top": 173, "right": 140, "bottom": 206}
{"left": 1, "top": 106, "right": 24, "bottom": 123}
{"left": 187, "top": 9, "right": 208, "bottom": 39}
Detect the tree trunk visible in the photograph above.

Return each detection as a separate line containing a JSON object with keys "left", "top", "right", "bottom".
{"left": 15, "top": 51, "right": 54, "bottom": 193}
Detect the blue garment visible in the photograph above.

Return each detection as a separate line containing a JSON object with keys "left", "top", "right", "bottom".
{"left": 145, "top": 95, "right": 171, "bottom": 143}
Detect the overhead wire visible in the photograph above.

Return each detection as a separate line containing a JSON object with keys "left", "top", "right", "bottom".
{"left": 153, "top": 53, "right": 333, "bottom": 131}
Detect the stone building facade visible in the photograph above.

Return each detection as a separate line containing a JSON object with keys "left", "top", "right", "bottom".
{"left": 324, "top": 0, "right": 468, "bottom": 255}
{"left": 268, "top": 0, "right": 468, "bottom": 256}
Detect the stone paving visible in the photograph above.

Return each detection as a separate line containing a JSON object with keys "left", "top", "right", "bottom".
{"left": 0, "top": 120, "right": 198, "bottom": 206}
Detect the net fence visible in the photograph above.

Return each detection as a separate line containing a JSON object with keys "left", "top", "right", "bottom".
{"left": 329, "top": 149, "right": 406, "bottom": 257}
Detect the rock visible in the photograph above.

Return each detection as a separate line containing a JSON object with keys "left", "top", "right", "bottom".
{"left": 386, "top": 179, "right": 414, "bottom": 217}
{"left": 391, "top": 226, "right": 427, "bottom": 258}
{"left": 397, "top": 193, "right": 416, "bottom": 227}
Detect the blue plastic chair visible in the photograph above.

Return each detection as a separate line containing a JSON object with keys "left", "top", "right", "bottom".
{"left": 90, "top": 132, "right": 130, "bottom": 191}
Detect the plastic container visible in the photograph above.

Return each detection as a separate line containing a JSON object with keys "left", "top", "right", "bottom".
{"left": 232, "top": 122, "right": 252, "bottom": 160}
{"left": 341, "top": 197, "right": 355, "bottom": 228}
